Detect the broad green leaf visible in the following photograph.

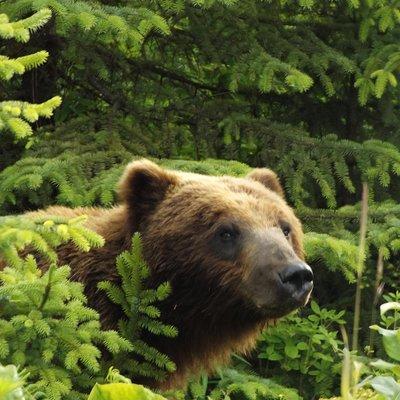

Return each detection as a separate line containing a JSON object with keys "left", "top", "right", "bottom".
{"left": 381, "top": 302, "right": 400, "bottom": 316}
{"left": 310, "top": 301, "right": 320, "bottom": 314}
{"left": 296, "top": 342, "right": 308, "bottom": 350}
{"left": 284, "top": 343, "right": 299, "bottom": 359}
{"left": 87, "top": 383, "right": 166, "bottom": 400}
{"left": 370, "top": 376, "right": 400, "bottom": 398}
{"left": 371, "top": 326, "right": 400, "bottom": 361}
{"left": 0, "top": 364, "right": 24, "bottom": 400}
{"left": 370, "top": 359, "right": 400, "bottom": 377}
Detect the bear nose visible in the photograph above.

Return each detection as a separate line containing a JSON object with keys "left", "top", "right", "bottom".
{"left": 279, "top": 263, "right": 313, "bottom": 301}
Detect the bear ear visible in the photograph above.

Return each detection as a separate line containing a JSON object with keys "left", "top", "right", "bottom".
{"left": 118, "top": 159, "right": 179, "bottom": 230}
{"left": 246, "top": 168, "right": 285, "bottom": 198}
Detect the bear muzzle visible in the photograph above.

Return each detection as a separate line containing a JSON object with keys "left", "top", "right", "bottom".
{"left": 242, "top": 260, "right": 313, "bottom": 318}
{"left": 278, "top": 262, "right": 313, "bottom": 307}
{"left": 219, "top": 227, "right": 313, "bottom": 318}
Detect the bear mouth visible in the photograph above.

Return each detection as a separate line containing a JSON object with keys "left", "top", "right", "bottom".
{"left": 255, "top": 290, "right": 312, "bottom": 319}
{"left": 257, "top": 304, "right": 298, "bottom": 319}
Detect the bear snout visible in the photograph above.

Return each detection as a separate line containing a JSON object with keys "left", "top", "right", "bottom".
{"left": 278, "top": 262, "right": 313, "bottom": 306}
{"left": 242, "top": 259, "right": 313, "bottom": 317}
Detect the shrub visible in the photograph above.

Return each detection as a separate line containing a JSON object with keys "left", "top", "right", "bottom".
{"left": 258, "top": 301, "right": 346, "bottom": 398}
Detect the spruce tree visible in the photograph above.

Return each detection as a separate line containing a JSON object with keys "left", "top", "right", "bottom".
{"left": 0, "top": 9, "right": 61, "bottom": 141}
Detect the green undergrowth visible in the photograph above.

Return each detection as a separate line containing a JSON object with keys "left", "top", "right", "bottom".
{"left": 0, "top": 216, "right": 177, "bottom": 399}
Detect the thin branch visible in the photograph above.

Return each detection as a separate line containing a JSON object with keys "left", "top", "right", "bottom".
{"left": 352, "top": 183, "right": 369, "bottom": 352}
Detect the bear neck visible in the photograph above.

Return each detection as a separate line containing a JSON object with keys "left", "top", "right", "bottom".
{"left": 145, "top": 268, "right": 267, "bottom": 389}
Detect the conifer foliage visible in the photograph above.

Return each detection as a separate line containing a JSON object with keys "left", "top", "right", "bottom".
{"left": 0, "top": 215, "right": 179, "bottom": 399}
{"left": 99, "top": 233, "right": 178, "bottom": 383}
{"left": 0, "top": 9, "right": 61, "bottom": 140}
{"left": 0, "top": 215, "right": 131, "bottom": 400}
{"left": 0, "top": 214, "right": 104, "bottom": 267}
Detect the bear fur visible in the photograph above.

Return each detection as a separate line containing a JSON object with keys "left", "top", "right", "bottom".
{"left": 3, "top": 160, "right": 312, "bottom": 389}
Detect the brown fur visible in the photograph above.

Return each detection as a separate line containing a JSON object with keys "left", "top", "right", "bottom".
{"left": 2, "top": 160, "right": 307, "bottom": 389}
{"left": 246, "top": 168, "right": 285, "bottom": 198}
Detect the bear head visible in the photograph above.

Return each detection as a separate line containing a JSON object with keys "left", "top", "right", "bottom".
{"left": 118, "top": 159, "right": 313, "bottom": 320}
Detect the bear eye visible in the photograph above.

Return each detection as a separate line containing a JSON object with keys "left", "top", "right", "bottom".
{"left": 218, "top": 226, "right": 239, "bottom": 243}
{"left": 213, "top": 225, "right": 241, "bottom": 259}
{"left": 220, "top": 230, "right": 234, "bottom": 242}
{"left": 280, "top": 223, "right": 291, "bottom": 238}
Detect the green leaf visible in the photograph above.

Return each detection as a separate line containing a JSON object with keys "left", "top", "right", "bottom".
{"left": 87, "top": 383, "right": 167, "bottom": 400}
{"left": 370, "top": 376, "right": 400, "bottom": 398}
{"left": 284, "top": 343, "right": 299, "bottom": 359}
{"left": 310, "top": 300, "right": 320, "bottom": 314}
{"left": 370, "top": 359, "right": 400, "bottom": 377}
{"left": 381, "top": 302, "right": 400, "bottom": 316}
{"left": 0, "top": 364, "right": 24, "bottom": 400}
{"left": 296, "top": 342, "right": 308, "bottom": 350}
{"left": 267, "top": 352, "right": 284, "bottom": 361}
{"left": 371, "top": 326, "right": 400, "bottom": 361}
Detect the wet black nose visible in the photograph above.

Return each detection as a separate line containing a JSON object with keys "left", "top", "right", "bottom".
{"left": 279, "top": 263, "right": 314, "bottom": 300}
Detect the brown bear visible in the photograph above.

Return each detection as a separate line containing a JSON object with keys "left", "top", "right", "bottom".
{"left": 10, "top": 159, "right": 313, "bottom": 389}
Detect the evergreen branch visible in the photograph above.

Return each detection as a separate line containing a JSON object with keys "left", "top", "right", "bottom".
{"left": 100, "top": 233, "right": 177, "bottom": 381}
{"left": 298, "top": 204, "right": 400, "bottom": 222}
{"left": 128, "top": 59, "right": 218, "bottom": 92}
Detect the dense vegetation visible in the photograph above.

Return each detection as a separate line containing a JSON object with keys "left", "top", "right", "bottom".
{"left": 1, "top": 0, "right": 400, "bottom": 399}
